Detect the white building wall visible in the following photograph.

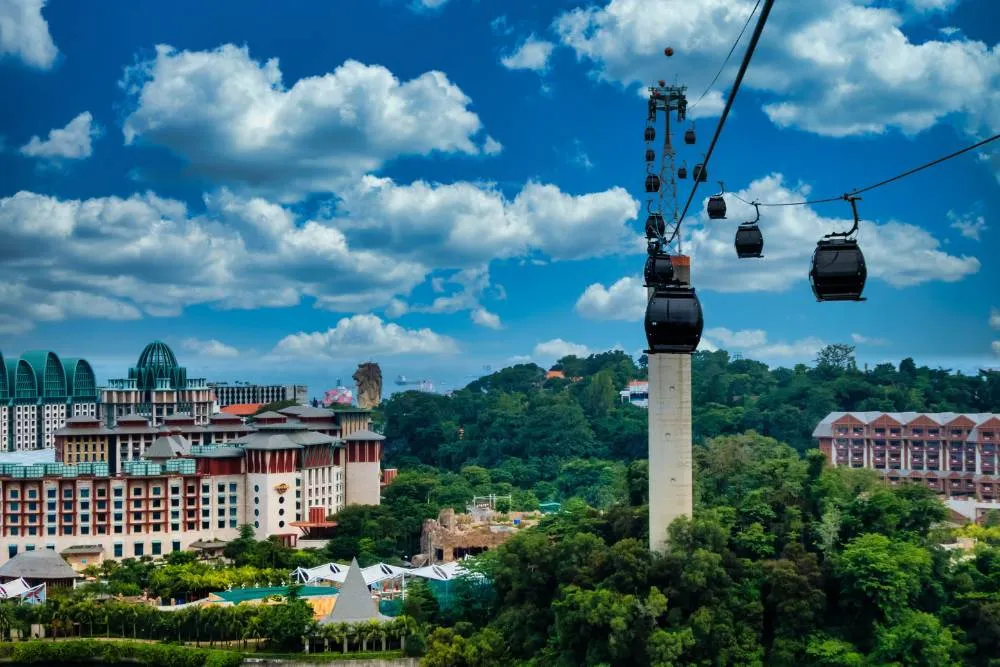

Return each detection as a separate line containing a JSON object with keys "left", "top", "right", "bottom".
{"left": 0, "top": 406, "right": 7, "bottom": 451}
{"left": 303, "top": 464, "right": 344, "bottom": 518}
{"left": 346, "top": 462, "right": 380, "bottom": 506}
{"left": 13, "top": 405, "right": 37, "bottom": 451}
{"left": 246, "top": 468, "right": 299, "bottom": 539}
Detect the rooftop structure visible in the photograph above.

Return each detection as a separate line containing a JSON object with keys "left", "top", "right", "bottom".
{"left": 209, "top": 382, "right": 308, "bottom": 408}
{"left": 101, "top": 341, "right": 214, "bottom": 427}
{"left": 319, "top": 558, "right": 390, "bottom": 625}
{"left": 0, "top": 349, "right": 99, "bottom": 452}
{"left": 0, "top": 548, "right": 79, "bottom": 586}
{"left": 814, "top": 411, "right": 1000, "bottom": 522}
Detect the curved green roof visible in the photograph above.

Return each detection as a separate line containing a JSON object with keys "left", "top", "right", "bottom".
{"left": 0, "top": 351, "right": 8, "bottom": 400}
{"left": 136, "top": 341, "right": 178, "bottom": 370}
{"left": 20, "top": 350, "right": 67, "bottom": 398}
{"left": 6, "top": 358, "right": 38, "bottom": 400}
{"left": 62, "top": 358, "right": 97, "bottom": 399}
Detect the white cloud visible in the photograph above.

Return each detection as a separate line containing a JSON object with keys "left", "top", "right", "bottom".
{"left": 534, "top": 338, "right": 590, "bottom": 359}
{"left": 501, "top": 34, "right": 555, "bottom": 72}
{"left": 576, "top": 276, "right": 646, "bottom": 321}
{"left": 384, "top": 299, "right": 409, "bottom": 319}
{"left": 483, "top": 135, "right": 504, "bottom": 155}
{"left": 993, "top": 340, "right": 1000, "bottom": 357}
{"left": 491, "top": 16, "right": 514, "bottom": 37}
{"left": 682, "top": 173, "right": 980, "bottom": 293}
{"left": 0, "top": 0, "right": 58, "bottom": 69}
{"left": 272, "top": 314, "right": 458, "bottom": 358}
{"left": 571, "top": 139, "right": 594, "bottom": 169}
{"left": 471, "top": 307, "right": 503, "bottom": 329}
{"left": 851, "top": 333, "right": 888, "bottom": 345}
{"left": 506, "top": 354, "right": 533, "bottom": 364}
{"left": 554, "top": 0, "right": 1000, "bottom": 139}
{"left": 948, "top": 210, "right": 988, "bottom": 241}
{"left": 20, "top": 112, "right": 100, "bottom": 160}
{"left": 990, "top": 307, "right": 1000, "bottom": 330}
{"left": 703, "top": 326, "right": 825, "bottom": 361}
{"left": 339, "top": 175, "right": 640, "bottom": 266}
{"left": 120, "top": 44, "right": 495, "bottom": 200}
{"left": 181, "top": 337, "right": 240, "bottom": 358}
{"left": 904, "top": 0, "right": 959, "bottom": 12}
{"left": 415, "top": 0, "right": 450, "bottom": 8}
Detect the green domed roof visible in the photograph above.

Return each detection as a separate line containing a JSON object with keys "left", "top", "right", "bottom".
{"left": 136, "top": 341, "right": 179, "bottom": 371}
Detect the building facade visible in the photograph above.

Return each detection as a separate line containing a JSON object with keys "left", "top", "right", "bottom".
{"left": 209, "top": 383, "right": 308, "bottom": 408}
{"left": 814, "top": 412, "right": 1000, "bottom": 515}
{"left": 1, "top": 350, "right": 99, "bottom": 452}
{"left": 100, "top": 341, "right": 214, "bottom": 427}
{"left": 619, "top": 381, "right": 649, "bottom": 409}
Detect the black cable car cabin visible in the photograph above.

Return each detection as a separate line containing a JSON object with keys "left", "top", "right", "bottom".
{"left": 644, "top": 254, "right": 674, "bottom": 287}
{"left": 645, "top": 286, "right": 704, "bottom": 354}
{"left": 809, "top": 238, "right": 867, "bottom": 301}
{"left": 645, "top": 127, "right": 656, "bottom": 142}
{"left": 684, "top": 128, "right": 696, "bottom": 144}
{"left": 707, "top": 195, "right": 726, "bottom": 219}
{"left": 645, "top": 214, "right": 665, "bottom": 238}
{"left": 645, "top": 149, "right": 656, "bottom": 162}
{"left": 645, "top": 175, "right": 661, "bottom": 193}
{"left": 734, "top": 223, "right": 764, "bottom": 258}
{"left": 677, "top": 165, "right": 687, "bottom": 179}
{"left": 693, "top": 164, "right": 707, "bottom": 182}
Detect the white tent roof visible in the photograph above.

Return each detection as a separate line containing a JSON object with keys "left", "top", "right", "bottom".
{"left": 0, "top": 577, "right": 30, "bottom": 599}
{"left": 292, "top": 560, "right": 468, "bottom": 584}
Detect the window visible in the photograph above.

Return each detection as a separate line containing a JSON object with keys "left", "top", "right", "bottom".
{"left": 152, "top": 486, "right": 161, "bottom": 496}
{"left": 62, "top": 489, "right": 71, "bottom": 498}
{"left": 172, "top": 541, "right": 181, "bottom": 552}
{"left": 151, "top": 542, "right": 161, "bottom": 556}
{"left": 134, "top": 543, "right": 144, "bottom": 557}
{"left": 7, "top": 546, "right": 16, "bottom": 559}
{"left": 8, "top": 490, "right": 17, "bottom": 500}
{"left": 113, "top": 487, "right": 123, "bottom": 497}
{"left": 229, "top": 519, "right": 237, "bottom": 528}
{"left": 47, "top": 526, "right": 56, "bottom": 536}
{"left": 46, "top": 488, "right": 55, "bottom": 499}
{"left": 80, "top": 501, "right": 89, "bottom": 511}
{"left": 27, "top": 489, "right": 37, "bottom": 499}
{"left": 229, "top": 483, "right": 237, "bottom": 493}
{"left": 80, "top": 488, "right": 90, "bottom": 498}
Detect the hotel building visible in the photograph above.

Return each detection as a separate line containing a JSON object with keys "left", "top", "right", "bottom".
{"left": 814, "top": 412, "right": 1000, "bottom": 519}
{"left": 209, "top": 382, "right": 308, "bottom": 408}
{"left": 100, "top": 341, "right": 215, "bottom": 427}
{"left": 0, "top": 404, "right": 385, "bottom": 565}
{"left": 1, "top": 350, "right": 99, "bottom": 452}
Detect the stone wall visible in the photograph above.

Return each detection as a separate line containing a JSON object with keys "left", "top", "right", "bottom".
{"left": 418, "top": 507, "right": 537, "bottom": 563}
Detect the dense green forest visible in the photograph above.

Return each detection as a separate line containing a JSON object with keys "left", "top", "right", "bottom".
{"left": 321, "top": 347, "right": 1000, "bottom": 564}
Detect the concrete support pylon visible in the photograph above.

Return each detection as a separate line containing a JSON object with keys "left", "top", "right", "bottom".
{"left": 647, "top": 255, "right": 694, "bottom": 554}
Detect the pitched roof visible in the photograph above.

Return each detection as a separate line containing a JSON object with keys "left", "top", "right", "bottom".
{"left": 220, "top": 403, "right": 264, "bottom": 417}
{"left": 812, "top": 412, "right": 1000, "bottom": 438}
{"left": 279, "top": 405, "right": 334, "bottom": 419}
{"left": 320, "top": 558, "right": 389, "bottom": 624}
{"left": 343, "top": 429, "right": 385, "bottom": 442}
{"left": 252, "top": 411, "right": 287, "bottom": 420}
{"left": 60, "top": 544, "right": 104, "bottom": 555}
{"left": 0, "top": 549, "right": 80, "bottom": 580}
{"left": 144, "top": 434, "right": 192, "bottom": 459}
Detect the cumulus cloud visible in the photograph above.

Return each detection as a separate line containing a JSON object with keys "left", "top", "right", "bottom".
{"left": 272, "top": 314, "right": 458, "bottom": 358}
{"left": 948, "top": 210, "right": 988, "bottom": 241}
{"left": 501, "top": 35, "right": 555, "bottom": 72}
{"left": 120, "top": 44, "right": 495, "bottom": 200}
{"left": 0, "top": 0, "right": 58, "bottom": 69}
{"left": 0, "top": 174, "right": 634, "bottom": 330}
{"left": 991, "top": 307, "right": 1000, "bottom": 331}
{"left": 534, "top": 338, "right": 590, "bottom": 359}
{"left": 181, "top": 337, "right": 240, "bottom": 358}
{"left": 471, "top": 307, "right": 503, "bottom": 329}
{"left": 554, "top": 0, "right": 1000, "bottom": 139}
{"left": 703, "top": 327, "right": 825, "bottom": 361}
{"left": 851, "top": 333, "right": 888, "bottom": 345}
{"left": 576, "top": 276, "right": 646, "bottom": 321}
{"left": 20, "top": 112, "right": 101, "bottom": 160}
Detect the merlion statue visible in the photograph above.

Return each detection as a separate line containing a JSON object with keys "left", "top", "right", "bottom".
{"left": 353, "top": 362, "right": 383, "bottom": 409}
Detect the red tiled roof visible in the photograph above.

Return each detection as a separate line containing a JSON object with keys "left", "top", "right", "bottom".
{"left": 221, "top": 403, "right": 264, "bottom": 417}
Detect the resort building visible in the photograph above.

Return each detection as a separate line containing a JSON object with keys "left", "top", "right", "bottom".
{"left": 1, "top": 350, "right": 99, "bottom": 452}
{"left": 814, "top": 411, "right": 1000, "bottom": 521}
{"left": 209, "top": 382, "right": 308, "bottom": 408}
{"left": 619, "top": 381, "right": 650, "bottom": 409}
{"left": 100, "top": 341, "right": 214, "bottom": 427}
{"left": 0, "top": 404, "right": 385, "bottom": 565}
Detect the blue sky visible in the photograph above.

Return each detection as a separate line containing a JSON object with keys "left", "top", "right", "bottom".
{"left": 0, "top": 0, "right": 998, "bottom": 399}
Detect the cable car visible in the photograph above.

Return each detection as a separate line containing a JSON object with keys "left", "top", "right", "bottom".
{"left": 693, "top": 163, "right": 707, "bottom": 182}
{"left": 645, "top": 127, "right": 656, "bottom": 142}
{"left": 735, "top": 223, "right": 764, "bottom": 258}
{"left": 644, "top": 253, "right": 674, "bottom": 287}
{"left": 677, "top": 164, "right": 687, "bottom": 179}
{"left": 645, "top": 214, "right": 665, "bottom": 238}
{"left": 645, "top": 286, "right": 704, "bottom": 354}
{"left": 645, "top": 149, "right": 656, "bottom": 162}
{"left": 810, "top": 238, "right": 867, "bottom": 301}
{"left": 645, "top": 175, "right": 661, "bottom": 193}
{"left": 707, "top": 195, "right": 727, "bottom": 219}
{"left": 684, "top": 127, "right": 696, "bottom": 144}
{"left": 648, "top": 99, "right": 658, "bottom": 120}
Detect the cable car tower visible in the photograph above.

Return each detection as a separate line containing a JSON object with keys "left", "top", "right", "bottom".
{"left": 643, "top": 47, "right": 704, "bottom": 554}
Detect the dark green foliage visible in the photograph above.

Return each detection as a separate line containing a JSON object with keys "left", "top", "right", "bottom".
{"left": 0, "top": 640, "right": 242, "bottom": 667}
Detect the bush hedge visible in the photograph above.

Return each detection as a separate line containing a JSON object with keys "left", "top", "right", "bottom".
{"left": 0, "top": 639, "right": 243, "bottom": 667}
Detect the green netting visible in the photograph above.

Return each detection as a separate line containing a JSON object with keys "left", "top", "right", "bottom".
{"left": 213, "top": 584, "right": 338, "bottom": 603}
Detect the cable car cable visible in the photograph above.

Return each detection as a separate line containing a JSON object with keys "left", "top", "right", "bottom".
{"left": 670, "top": 0, "right": 777, "bottom": 244}
{"left": 689, "top": 0, "right": 763, "bottom": 111}
{"left": 730, "top": 132, "right": 1000, "bottom": 208}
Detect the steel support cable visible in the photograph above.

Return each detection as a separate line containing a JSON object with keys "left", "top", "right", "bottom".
{"left": 689, "top": 0, "right": 763, "bottom": 111}
{"left": 671, "top": 0, "right": 777, "bottom": 244}
{"left": 730, "top": 132, "right": 1000, "bottom": 208}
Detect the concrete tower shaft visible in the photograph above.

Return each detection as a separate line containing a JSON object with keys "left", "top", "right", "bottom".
{"left": 647, "top": 256, "right": 694, "bottom": 553}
